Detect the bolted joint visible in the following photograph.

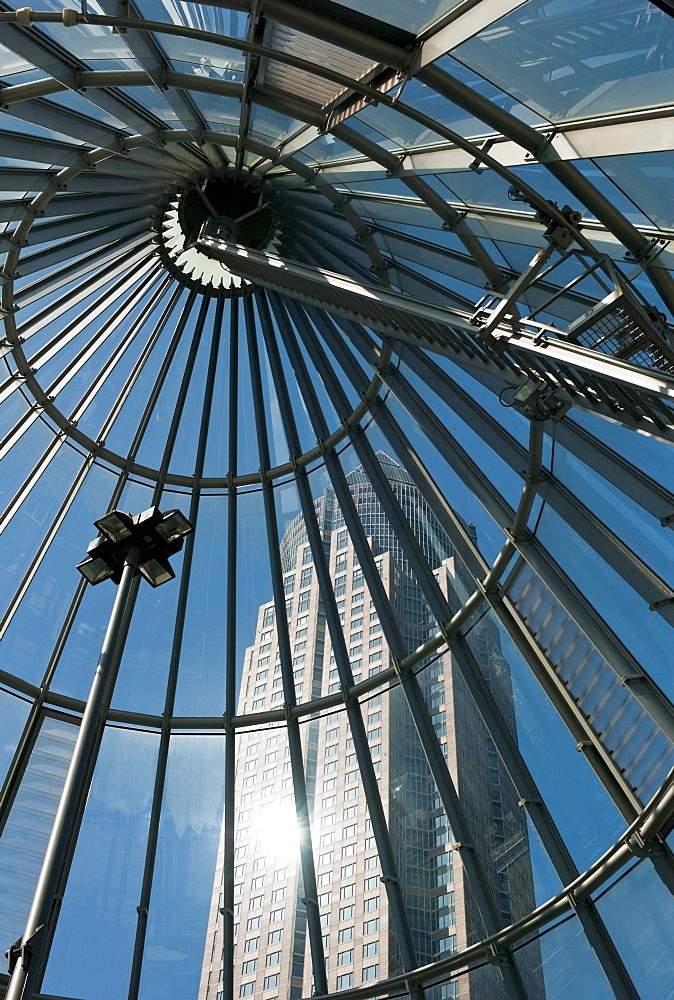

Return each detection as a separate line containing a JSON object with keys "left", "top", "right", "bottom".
{"left": 626, "top": 830, "right": 664, "bottom": 859}
{"left": 484, "top": 940, "right": 510, "bottom": 966}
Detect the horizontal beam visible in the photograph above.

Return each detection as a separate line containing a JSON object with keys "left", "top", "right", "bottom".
{"left": 197, "top": 240, "right": 674, "bottom": 402}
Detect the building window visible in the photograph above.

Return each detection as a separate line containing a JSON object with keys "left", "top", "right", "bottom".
{"left": 341, "top": 863, "right": 356, "bottom": 878}
{"left": 268, "top": 929, "right": 283, "bottom": 945}
{"left": 363, "top": 941, "right": 379, "bottom": 958}
{"left": 340, "top": 883, "right": 355, "bottom": 899}
{"left": 364, "top": 876, "right": 379, "bottom": 890}
{"left": 363, "top": 918, "right": 379, "bottom": 935}
{"left": 266, "top": 951, "right": 281, "bottom": 966}
{"left": 249, "top": 896, "right": 264, "bottom": 910}
{"left": 247, "top": 917, "right": 261, "bottom": 931}
{"left": 270, "top": 908, "right": 284, "bottom": 922}
{"left": 239, "top": 983, "right": 255, "bottom": 997}
{"left": 364, "top": 896, "right": 379, "bottom": 911}
{"left": 362, "top": 964, "right": 379, "bottom": 981}
{"left": 338, "top": 927, "right": 354, "bottom": 942}
{"left": 337, "top": 949, "right": 353, "bottom": 966}
{"left": 242, "top": 959, "right": 257, "bottom": 975}
{"left": 244, "top": 937, "right": 259, "bottom": 953}
{"left": 336, "top": 974, "right": 354, "bottom": 990}
{"left": 271, "top": 887, "right": 286, "bottom": 902}
{"left": 264, "top": 974, "right": 280, "bottom": 990}
{"left": 339, "top": 905, "right": 355, "bottom": 921}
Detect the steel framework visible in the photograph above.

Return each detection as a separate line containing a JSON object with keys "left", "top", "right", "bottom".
{"left": 0, "top": 2, "right": 673, "bottom": 1000}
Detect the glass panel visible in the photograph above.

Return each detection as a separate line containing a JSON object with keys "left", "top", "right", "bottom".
{"left": 0, "top": 715, "right": 77, "bottom": 953}
{"left": 138, "top": 734, "right": 225, "bottom": 1000}
{"left": 596, "top": 859, "right": 674, "bottom": 999}
{"left": 42, "top": 726, "right": 160, "bottom": 1000}
{"left": 594, "top": 150, "right": 674, "bottom": 230}
{"left": 173, "top": 493, "right": 228, "bottom": 717}
{"left": 514, "top": 910, "right": 615, "bottom": 1000}
{"left": 331, "top": 0, "right": 464, "bottom": 35}
{"left": 535, "top": 504, "right": 674, "bottom": 708}
{"left": 0, "top": 689, "right": 31, "bottom": 787}
{"left": 452, "top": 0, "right": 674, "bottom": 123}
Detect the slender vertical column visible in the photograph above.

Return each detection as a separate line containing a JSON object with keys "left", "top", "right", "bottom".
{"left": 5, "top": 548, "right": 141, "bottom": 1000}
{"left": 257, "top": 290, "right": 421, "bottom": 983}
{"left": 221, "top": 296, "right": 239, "bottom": 1000}
{"left": 127, "top": 295, "right": 218, "bottom": 1000}
{"left": 243, "top": 295, "right": 328, "bottom": 996}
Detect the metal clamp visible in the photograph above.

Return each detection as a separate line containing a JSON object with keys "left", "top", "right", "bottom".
{"left": 484, "top": 940, "right": 510, "bottom": 966}
{"left": 5, "top": 924, "right": 44, "bottom": 975}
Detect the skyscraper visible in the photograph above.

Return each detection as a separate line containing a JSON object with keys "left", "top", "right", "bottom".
{"left": 200, "top": 454, "right": 543, "bottom": 1000}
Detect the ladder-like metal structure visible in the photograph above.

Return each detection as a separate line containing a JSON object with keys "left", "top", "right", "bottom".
{"left": 198, "top": 235, "right": 674, "bottom": 442}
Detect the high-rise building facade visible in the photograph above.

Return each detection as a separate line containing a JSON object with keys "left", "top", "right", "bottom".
{"left": 200, "top": 455, "right": 543, "bottom": 1000}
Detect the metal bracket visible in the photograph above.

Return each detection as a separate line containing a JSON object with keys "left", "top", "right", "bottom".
{"left": 566, "top": 885, "right": 589, "bottom": 910}
{"left": 649, "top": 595, "right": 674, "bottom": 611}
{"left": 469, "top": 138, "right": 497, "bottom": 174}
{"left": 484, "top": 940, "right": 510, "bottom": 966}
{"left": 385, "top": 153, "right": 406, "bottom": 177}
{"left": 618, "top": 674, "right": 646, "bottom": 686}
{"left": 441, "top": 210, "right": 467, "bottom": 232}
{"left": 379, "top": 873, "right": 399, "bottom": 885}
{"left": 524, "top": 129, "right": 557, "bottom": 161}
{"left": 626, "top": 831, "right": 664, "bottom": 859}
{"left": 625, "top": 237, "right": 668, "bottom": 266}
{"left": 5, "top": 924, "right": 44, "bottom": 975}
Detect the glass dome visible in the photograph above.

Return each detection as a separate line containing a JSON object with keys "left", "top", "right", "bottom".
{"left": 0, "top": 2, "right": 674, "bottom": 1000}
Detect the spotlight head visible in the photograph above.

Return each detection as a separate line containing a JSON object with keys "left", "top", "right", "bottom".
{"left": 93, "top": 510, "right": 134, "bottom": 544}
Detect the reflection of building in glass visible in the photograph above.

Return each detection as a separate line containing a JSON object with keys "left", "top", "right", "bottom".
{"left": 200, "top": 454, "right": 544, "bottom": 1000}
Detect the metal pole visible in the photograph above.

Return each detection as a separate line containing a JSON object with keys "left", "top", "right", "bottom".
{"left": 221, "top": 296, "right": 239, "bottom": 1000}
{"left": 5, "top": 546, "right": 140, "bottom": 1000}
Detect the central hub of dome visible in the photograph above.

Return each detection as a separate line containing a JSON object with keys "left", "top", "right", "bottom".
{"left": 178, "top": 176, "right": 278, "bottom": 251}
{"left": 157, "top": 174, "right": 280, "bottom": 296}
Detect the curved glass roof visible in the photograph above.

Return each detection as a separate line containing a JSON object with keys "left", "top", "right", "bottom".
{"left": 1, "top": 2, "right": 674, "bottom": 1000}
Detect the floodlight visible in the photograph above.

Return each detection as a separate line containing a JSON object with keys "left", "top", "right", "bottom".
{"left": 93, "top": 510, "right": 134, "bottom": 543}
{"left": 138, "top": 556, "right": 176, "bottom": 588}
{"left": 76, "top": 555, "right": 116, "bottom": 585}
{"left": 154, "top": 509, "right": 194, "bottom": 544}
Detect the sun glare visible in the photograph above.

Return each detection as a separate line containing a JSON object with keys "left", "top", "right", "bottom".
{"left": 250, "top": 799, "right": 301, "bottom": 862}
